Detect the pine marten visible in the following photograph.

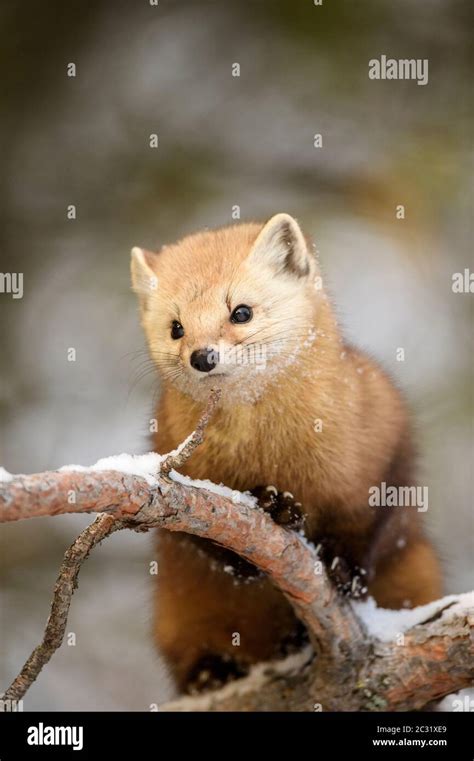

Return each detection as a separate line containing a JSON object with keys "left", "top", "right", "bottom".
{"left": 130, "top": 213, "right": 442, "bottom": 693}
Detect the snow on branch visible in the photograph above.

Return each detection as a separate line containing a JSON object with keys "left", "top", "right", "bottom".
{"left": 0, "top": 391, "right": 472, "bottom": 711}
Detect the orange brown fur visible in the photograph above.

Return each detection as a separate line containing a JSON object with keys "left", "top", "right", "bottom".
{"left": 130, "top": 215, "right": 442, "bottom": 691}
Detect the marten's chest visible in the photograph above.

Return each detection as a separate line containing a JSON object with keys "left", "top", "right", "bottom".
{"left": 174, "top": 419, "right": 359, "bottom": 522}
{"left": 155, "top": 388, "right": 373, "bottom": 521}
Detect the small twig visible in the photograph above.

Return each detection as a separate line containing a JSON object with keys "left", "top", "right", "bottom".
{"left": 160, "top": 387, "right": 221, "bottom": 475}
{"left": 2, "top": 514, "right": 122, "bottom": 703}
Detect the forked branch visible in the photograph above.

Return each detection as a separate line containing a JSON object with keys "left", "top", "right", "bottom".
{"left": 0, "top": 392, "right": 472, "bottom": 710}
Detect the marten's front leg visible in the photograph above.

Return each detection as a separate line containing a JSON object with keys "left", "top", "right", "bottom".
{"left": 254, "top": 486, "right": 368, "bottom": 599}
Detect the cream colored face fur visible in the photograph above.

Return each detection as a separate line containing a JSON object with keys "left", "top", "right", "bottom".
{"left": 131, "top": 213, "right": 321, "bottom": 403}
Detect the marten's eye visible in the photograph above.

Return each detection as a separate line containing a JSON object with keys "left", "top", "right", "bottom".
{"left": 230, "top": 304, "right": 253, "bottom": 324}
{"left": 171, "top": 320, "right": 184, "bottom": 339}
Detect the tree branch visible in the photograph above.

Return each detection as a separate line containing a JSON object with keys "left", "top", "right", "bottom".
{"left": 0, "top": 393, "right": 472, "bottom": 711}
{"left": 0, "top": 467, "right": 365, "bottom": 657}
{"left": 161, "top": 594, "right": 474, "bottom": 712}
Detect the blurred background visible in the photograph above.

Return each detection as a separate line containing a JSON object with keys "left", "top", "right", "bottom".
{"left": 0, "top": 0, "right": 472, "bottom": 710}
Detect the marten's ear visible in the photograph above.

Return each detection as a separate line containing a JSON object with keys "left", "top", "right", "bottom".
{"left": 248, "top": 213, "right": 314, "bottom": 278}
{"left": 130, "top": 247, "right": 159, "bottom": 312}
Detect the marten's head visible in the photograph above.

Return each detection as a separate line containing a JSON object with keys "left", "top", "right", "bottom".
{"left": 131, "top": 213, "right": 321, "bottom": 403}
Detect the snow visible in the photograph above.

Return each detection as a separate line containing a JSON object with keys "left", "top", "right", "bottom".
{"left": 302, "top": 327, "right": 317, "bottom": 348}
{"left": 59, "top": 432, "right": 195, "bottom": 485}
{"left": 4, "top": 444, "right": 258, "bottom": 507}
{"left": 168, "top": 470, "right": 257, "bottom": 508}
{"left": 59, "top": 447, "right": 257, "bottom": 507}
{"left": 163, "top": 432, "right": 195, "bottom": 460}
{"left": 353, "top": 592, "right": 474, "bottom": 642}
{"left": 59, "top": 452, "right": 164, "bottom": 485}
{"left": 0, "top": 466, "right": 14, "bottom": 482}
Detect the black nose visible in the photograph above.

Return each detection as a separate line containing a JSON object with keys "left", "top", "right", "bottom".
{"left": 190, "top": 348, "right": 217, "bottom": 373}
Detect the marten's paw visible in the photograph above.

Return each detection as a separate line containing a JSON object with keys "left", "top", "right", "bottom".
{"left": 185, "top": 654, "right": 248, "bottom": 695}
{"left": 317, "top": 546, "right": 368, "bottom": 599}
{"left": 251, "top": 485, "right": 305, "bottom": 530}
